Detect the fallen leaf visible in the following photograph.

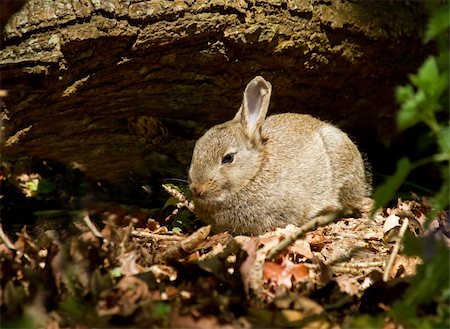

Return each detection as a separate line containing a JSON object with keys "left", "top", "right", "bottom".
{"left": 148, "top": 264, "right": 177, "bottom": 282}
{"left": 288, "top": 239, "right": 314, "bottom": 259}
{"left": 387, "top": 255, "right": 421, "bottom": 279}
{"left": 383, "top": 214, "right": 401, "bottom": 234}
{"left": 263, "top": 259, "right": 309, "bottom": 289}
{"left": 120, "top": 251, "right": 143, "bottom": 276}
{"left": 335, "top": 274, "right": 362, "bottom": 296}
{"left": 237, "top": 236, "right": 258, "bottom": 295}
{"left": 281, "top": 309, "right": 303, "bottom": 322}
{"left": 97, "top": 276, "right": 150, "bottom": 317}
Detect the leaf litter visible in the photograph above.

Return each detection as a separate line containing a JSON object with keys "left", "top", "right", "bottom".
{"left": 1, "top": 193, "right": 448, "bottom": 328}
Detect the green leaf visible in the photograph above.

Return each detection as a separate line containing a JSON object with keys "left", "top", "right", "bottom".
{"left": 410, "top": 57, "right": 439, "bottom": 93}
{"left": 25, "top": 180, "right": 39, "bottom": 193}
{"left": 163, "top": 196, "right": 180, "bottom": 209}
{"left": 396, "top": 97, "right": 422, "bottom": 131}
{"left": 59, "top": 296, "right": 98, "bottom": 323}
{"left": 438, "top": 125, "right": 450, "bottom": 154}
{"left": 110, "top": 267, "right": 122, "bottom": 278}
{"left": 396, "top": 85, "right": 414, "bottom": 103}
{"left": 4, "top": 281, "right": 27, "bottom": 314}
{"left": 152, "top": 302, "right": 171, "bottom": 318}
{"left": 163, "top": 183, "right": 182, "bottom": 193}
{"left": 436, "top": 50, "right": 449, "bottom": 71}
{"left": 0, "top": 316, "right": 35, "bottom": 329}
{"left": 425, "top": 5, "right": 450, "bottom": 43}
{"left": 373, "top": 157, "right": 413, "bottom": 210}
{"left": 91, "top": 269, "right": 114, "bottom": 296}
{"left": 405, "top": 239, "right": 450, "bottom": 305}
{"left": 349, "top": 315, "right": 384, "bottom": 329}
{"left": 403, "top": 232, "right": 424, "bottom": 256}
{"left": 430, "top": 170, "right": 449, "bottom": 214}
{"left": 431, "top": 70, "right": 449, "bottom": 99}
{"left": 37, "top": 178, "right": 56, "bottom": 194}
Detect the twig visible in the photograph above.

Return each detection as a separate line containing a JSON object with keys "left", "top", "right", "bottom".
{"left": 305, "top": 261, "right": 385, "bottom": 269}
{"left": 267, "top": 210, "right": 349, "bottom": 260}
{"left": 162, "top": 184, "right": 195, "bottom": 213}
{"left": 0, "top": 224, "right": 16, "bottom": 250}
{"left": 164, "top": 207, "right": 179, "bottom": 223}
{"left": 119, "top": 224, "right": 133, "bottom": 257}
{"left": 306, "top": 261, "right": 385, "bottom": 275}
{"left": 336, "top": 261, "right": 385, "bottom": 268}
{"left": 164, "top": 225, "right": 211, "bottom": 259}
{"left": 131, "top": 230, "right": 184, "bottom": 241}
{"left": 82, "top": 212, "right": 103, "bottom": 239}
{"left": 383, "top": 218, "right": 409, "bottom": 282}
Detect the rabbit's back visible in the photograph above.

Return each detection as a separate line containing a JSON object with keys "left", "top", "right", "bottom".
{"left": 263, "top": 113, "right": 370, "bottom": 211}
{"left": 222, "top": 113, "right": 369, "bottom": 234}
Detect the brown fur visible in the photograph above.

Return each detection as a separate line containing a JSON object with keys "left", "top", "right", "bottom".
{"left": 189, "top": 76, "right": 372, "bottom": 235}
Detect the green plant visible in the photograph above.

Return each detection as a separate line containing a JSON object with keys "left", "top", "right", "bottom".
{"left": 371, "top": 4, "right": 450, "bottom": 328}
{"left": 374, "top": 3, "right": 450, "bottom": 215}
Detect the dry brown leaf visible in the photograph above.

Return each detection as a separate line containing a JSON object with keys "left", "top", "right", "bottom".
{"left": 165, "top": 285, "right": 179, "bottom": 299}
{"left": 101, "top": 224, "right": 128, "bottom": 244}
{"left": 239, "top": 235, "right": 281, "bottom": 298}
{"left": 293, "top": 296, "right": 324, "bottom": 316}
{"left": 180, "top": 225, "right": 211, "bottom": 252}
{"left": 148, "top": 264, "right": 177, "bottom": 282}
{"left": 120, "top": 251, "right": 143, "bottom": 276}
{"left": 196, "top": 238, "right": 242, "bottom": 281}
{"left": 146, "top": 218, "right": 160, "bottom": 231}
{"left": 306, "top": 229, "right": 332, "bottom": 251}
{"left": 237, "top": 236, "right": 258, "bottom": 295}
{"left": 263, "top": 259, "right": 309, "bottom": 289}
{"left": 164, "top": 226, "right": 211, "bottom": 259}
{"left": 387, "top": 254, "right": 421, "bottom": 279}
{"left": 187, "top": 250, "right": 201, "bottom": 262}
{"left": 97, "top": 276, "right": 150, "bottom": 317}
{"left": 195, "top": 232, "right": 232, "bottom": 251}
{"left": 275, "top": 295, "right": 324, "bottom": 316}
{"left": 288, "top": 239, "right": 314, "bottom": 259}
{"left": 15, "top": 228, "right": 37, "bottom": 255}
{"left": 69, "top": 232, "right": 99, "bottom": 263}
{"left": 334, "top": 274, "right": 362, "bottom": 296}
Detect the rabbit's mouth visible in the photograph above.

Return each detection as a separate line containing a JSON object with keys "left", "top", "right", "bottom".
{"left": 191, "top": 185, "right": 227, "bottom": 204}
{"left": 192, "top": 191, "right": 225, "bottom": 204}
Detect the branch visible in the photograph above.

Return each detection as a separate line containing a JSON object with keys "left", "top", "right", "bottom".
{"left": 383, "top": 217, "right": 409, "bottom": 282}
{"left": 0, "top": 224, "right": 15, "bottom": 250}
{"left": 162, "top": 184, "right": 195, "bottom": 213}
{"left": 82, "top": 212, "right": 103, "bottom": 239}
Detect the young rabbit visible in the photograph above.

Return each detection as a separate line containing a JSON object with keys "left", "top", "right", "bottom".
{"left": 189, "top": 76, "right": 372, "bottom": 235}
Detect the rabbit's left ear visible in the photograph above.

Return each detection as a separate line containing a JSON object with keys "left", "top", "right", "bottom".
{"left": 236, "top": 76, "right": 272, "bottom": 139}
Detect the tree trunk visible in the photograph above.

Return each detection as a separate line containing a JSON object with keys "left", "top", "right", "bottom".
{"left": 1, "top": 0, "right": 428, "bottom": 184}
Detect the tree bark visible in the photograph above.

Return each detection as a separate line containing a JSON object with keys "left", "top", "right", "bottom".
{"left": 0, "top": 0, "right": 428, "bottom": 184}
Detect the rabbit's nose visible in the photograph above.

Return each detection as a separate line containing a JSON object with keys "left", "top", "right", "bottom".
{"left": 190, "top": 183, "right": 206, "bottom": 197}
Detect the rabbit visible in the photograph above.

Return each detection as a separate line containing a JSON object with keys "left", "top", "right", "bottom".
{"left": 188, "top": 76, "right": 372, "bottom": 236}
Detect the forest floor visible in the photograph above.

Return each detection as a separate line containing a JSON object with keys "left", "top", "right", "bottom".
{"left": 1, "top": 158, "right": 449, "bottom": 328}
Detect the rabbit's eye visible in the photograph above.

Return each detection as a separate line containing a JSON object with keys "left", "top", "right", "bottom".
{"left": 222, "top": 153, "right": 235, "bottom": 165}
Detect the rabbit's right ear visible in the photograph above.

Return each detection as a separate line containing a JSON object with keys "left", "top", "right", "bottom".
{"left": 236, "top": 76, "right": 272, "bottom": 140}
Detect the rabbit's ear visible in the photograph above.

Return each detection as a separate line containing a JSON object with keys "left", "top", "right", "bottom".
{"left": 239, "top": 76, "right": 272, "bottom": 139}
